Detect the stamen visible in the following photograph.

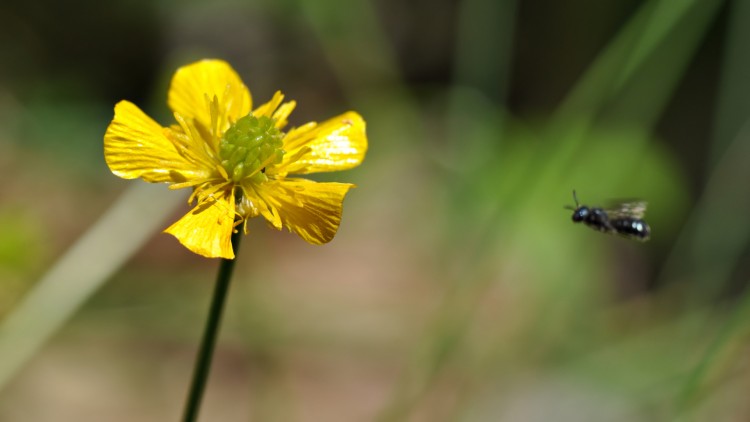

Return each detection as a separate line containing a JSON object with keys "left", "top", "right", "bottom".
{"left": 246, "top": 152, "right": 282, "bottom": 180}
{"left": 191, "top": 181, "right": 232, "bottom": 206}
{"left": 195, "top": 187, "right": 243, "bottom": 227}
{"left": 169, "top": 179, "right": 207, "bottom": 190}
{"left": 216, "top": 164, "right": 229, "bottom": 180}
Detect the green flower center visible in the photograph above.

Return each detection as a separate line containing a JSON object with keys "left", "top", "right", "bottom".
{"left": 219, "top": 114, "right": 285, "bottom": 183}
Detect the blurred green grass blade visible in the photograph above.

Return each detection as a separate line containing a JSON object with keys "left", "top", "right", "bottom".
{"left": 379, "top": 0, "right": 520, "bottom": 418}
{"left": 452, "top": 0, "right": 517, "bottom": 103}
{"left": 659, "top": 124, "right": 750, "bottom": 297}
{"left": 0, "top": 183, "right": 184, "bottom": 390}
{"left": 665, "top": 2, "right": 750, "bottom": 406}
{"left": 295, "top": 0, "right": 405, "bottom": 99}
{"left": 657, "top": 125, "right": 750, "bottom": 410}
{"left": 676, "top": 293, "right": 750, "bottom": 415}
{"left": 610, "top": 0, "right": 709, "bottom": 93}
{"left": 380, "top": 0, "right": 724, "bottom": 418}
{"left": 441, "top": 0, "right": 517, "bottom": 243}
{"left": 657, "top": 0, "right": 750, "bottom": 301}
{"left": 556, "top": 0, "right": 722, "bottom": 125}
{"left": 600, "top": 0, "right": 723, "bottom": 128}
{"left": 520, "top": 0, "right": 721, "bottom": 222}
{"left": 540, "top": 0, "right": 722, "bottom": 182}
{"left": 710, "top": 0, "right": 750, "bottom": 163}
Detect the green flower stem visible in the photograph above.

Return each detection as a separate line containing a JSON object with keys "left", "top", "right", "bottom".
{"left": 183, "top": 228, "right": 243, "bottom": 422}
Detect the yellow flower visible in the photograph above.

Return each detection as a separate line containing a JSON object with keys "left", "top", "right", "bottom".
{"left": 104, "top": 59, "right": 367, "bottom": 259}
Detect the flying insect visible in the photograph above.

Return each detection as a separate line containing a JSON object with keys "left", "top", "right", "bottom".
{"left": 565, "top": 190, "right": 650, "bottom": 241}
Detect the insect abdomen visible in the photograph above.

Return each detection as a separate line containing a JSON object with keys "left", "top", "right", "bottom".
{"left": 611, "top": 218, "right": 650, "bottom": 240}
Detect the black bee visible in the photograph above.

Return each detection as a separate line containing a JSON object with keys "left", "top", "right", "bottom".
{"left": 565, "top": 190, "right": 650, "bottom": 241}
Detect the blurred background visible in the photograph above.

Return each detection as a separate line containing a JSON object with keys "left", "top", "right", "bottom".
{"left": 1, "top": 0, "right": 749, "bottom": 420}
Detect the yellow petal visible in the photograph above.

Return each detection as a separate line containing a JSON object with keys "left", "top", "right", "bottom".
{"left": 104, "top": 101, "right": 210, "bottom": 183}
{"left": 274, "top": 112, "right": 367, "bottom": 175}
{"left": 256, "top": 179, "right": 354, "bottom": 244}
{"left": 164, "top": 188, "right": 236, "bottom": 259}
{"left": 167, "top": 59, "right": 252, "bottom": 136}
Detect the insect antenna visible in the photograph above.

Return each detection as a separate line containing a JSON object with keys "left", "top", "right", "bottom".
{"left": 564, "top": 189, "right": 580, "bottom": 210}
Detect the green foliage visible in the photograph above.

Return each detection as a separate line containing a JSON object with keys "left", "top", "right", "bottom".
{"left": 2, "top": 0, "right": 749, "bottom": 420}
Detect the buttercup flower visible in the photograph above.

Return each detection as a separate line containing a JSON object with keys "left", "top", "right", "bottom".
{"left": 104, "top": 59, "right": 367, "bottom": 259}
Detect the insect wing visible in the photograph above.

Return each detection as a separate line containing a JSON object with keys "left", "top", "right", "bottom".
{"left": 604, "top": 201, "right": 647, "bottom": 219}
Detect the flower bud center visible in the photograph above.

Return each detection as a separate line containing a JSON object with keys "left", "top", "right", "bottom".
{"left": 220, "top": 115, "right": 284, "bottom": 183}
